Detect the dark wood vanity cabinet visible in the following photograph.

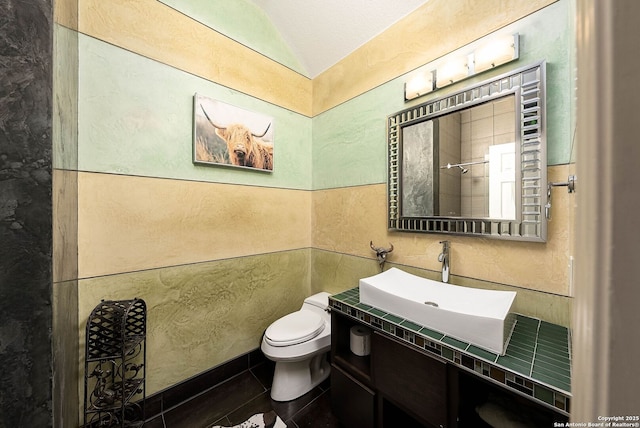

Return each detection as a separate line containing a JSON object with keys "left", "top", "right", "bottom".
{"left": 372, "top": 331, "right": 456, "bottom": 428}
{"left": 330, "top": 311, "right": 456, "bottom": 428}
{"left": 331, "top": 364, "right": 376, "bottom": 428}
{"left": 330, "top": 311, "right": 376, "bottom": 428}
{"left": 330, "top": 310, "right": 570, "bottom": 428}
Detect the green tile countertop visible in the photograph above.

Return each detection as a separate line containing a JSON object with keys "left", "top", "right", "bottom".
{"left": 330, "top": 287, "right": 572, "bottom": 416}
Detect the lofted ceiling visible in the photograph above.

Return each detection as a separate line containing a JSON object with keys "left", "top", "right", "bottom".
{"left": 250, "top": 0, "right": 430, "bottom": 77}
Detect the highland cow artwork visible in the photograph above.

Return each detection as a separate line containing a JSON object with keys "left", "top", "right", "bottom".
{"left": 193, "top": 94, "right": 274, "bottom": 171}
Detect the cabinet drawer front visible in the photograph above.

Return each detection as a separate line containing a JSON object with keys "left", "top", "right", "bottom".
{"left": 372, "top": 332, "right": 448, "bottom": 427}
{"left": 331, "top": 364, "right": 376, "bottom": 428}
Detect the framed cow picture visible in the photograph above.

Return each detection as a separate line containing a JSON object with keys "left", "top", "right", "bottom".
{"left": 193, "top": 94, "right": 274, "bottom": 172}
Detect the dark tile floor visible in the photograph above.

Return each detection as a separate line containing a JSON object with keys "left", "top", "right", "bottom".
{"left": 144, "top": 361, "right": 342, "bottom": 428}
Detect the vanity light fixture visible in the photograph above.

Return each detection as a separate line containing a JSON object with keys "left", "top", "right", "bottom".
{"left": 473, "top": 33, "right": 519, "bottom": 74}
{"left": 435, "top": 55, "right": 470, "bottom": 89}
{"left": 404, "top": 70, "right": 434, "bottom": 101}
{"left": 404, "top": 33, "right": 520, "bottom": 101}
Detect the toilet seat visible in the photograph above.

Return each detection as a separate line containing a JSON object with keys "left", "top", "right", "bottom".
{"left": 264, "top": 311, "right": 326, "bottom": 347}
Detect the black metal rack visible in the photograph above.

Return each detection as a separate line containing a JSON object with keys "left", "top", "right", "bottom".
{"left": 84, "top": 298, "right": 147, "bottom": 427}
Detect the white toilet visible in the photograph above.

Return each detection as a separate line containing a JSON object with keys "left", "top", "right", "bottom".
{"left": 261, "top": 292, "right": 332, "bottom": 401}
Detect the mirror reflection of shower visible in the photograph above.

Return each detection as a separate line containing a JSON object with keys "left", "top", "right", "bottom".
{"left": 440, "top": 161, "right": 487, "bottom": 174}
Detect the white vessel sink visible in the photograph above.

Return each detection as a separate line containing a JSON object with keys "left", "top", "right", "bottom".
{"left": 359, "top": 268, "right": 516, "bottom": 355}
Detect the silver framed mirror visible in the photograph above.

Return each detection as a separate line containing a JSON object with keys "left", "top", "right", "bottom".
{"left": 388, "top": 61, "right": 547, "bottom": 241}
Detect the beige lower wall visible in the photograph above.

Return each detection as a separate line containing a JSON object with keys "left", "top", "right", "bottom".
{"left": 52, "top": 279, "right": 79, "bottom": 428}
{"left": 77, "top": 249, "right": 311, "bottom": 402}
{"left": 53, "top": 169, "right": 78, "bottom": 283}
{"left": 63, "top": 160, "right": 576, "bottom": 425}
{"left": 66, "top": 164, "right": 574, "bottom": 424}
{"left": 77, "top": 172, "right": 312, "bottom": 278}
{"left": 52, "top": 169, "right": 80, "bottom": 428}
{"left": 69, "top": 171, "right": 313, "bottom": 423}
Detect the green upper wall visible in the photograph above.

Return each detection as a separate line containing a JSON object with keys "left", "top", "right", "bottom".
{"left": 158, "top": 0, "right": 308, "bottom": 76}
{"left": 76, "top": 30, "right": 313, "bottom": 190}
{"left": 312, "top": 0, "right": 574, "bottom": 190}
{"left": 68, "top": 0, "right": 572, "bottom": 192}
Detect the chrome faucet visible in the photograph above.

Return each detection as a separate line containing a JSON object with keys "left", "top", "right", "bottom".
{"left": 438, "top": 240, "right": 450, "bottom": 283}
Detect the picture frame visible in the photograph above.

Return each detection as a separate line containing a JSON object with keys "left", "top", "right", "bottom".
{"left": 193, "top": 94, "right": 274, "bottom": 172}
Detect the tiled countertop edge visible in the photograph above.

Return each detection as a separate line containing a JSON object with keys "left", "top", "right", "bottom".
{"left": 330, "top": 287, "right": 571, "bottom": 417}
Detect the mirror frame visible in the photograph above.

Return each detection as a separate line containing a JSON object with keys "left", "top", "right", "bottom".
{"left": 388, "top": 61, "right": 547, "bottom": 241}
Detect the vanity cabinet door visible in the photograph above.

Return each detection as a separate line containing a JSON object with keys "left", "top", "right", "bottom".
{"left": 331, "top": 363, "right": 376, "bottom": 428}
{"left": 372, "top": 331, "right": 449, "bottom": 428}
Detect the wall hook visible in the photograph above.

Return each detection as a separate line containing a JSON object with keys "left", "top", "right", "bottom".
{"left": 370, "top": 241, "right": 394, "bottom": 272}
{"left": 545, "top": 175, "right": 576, "bottom": 219}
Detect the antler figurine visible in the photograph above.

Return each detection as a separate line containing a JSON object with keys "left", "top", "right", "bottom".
{"left": 370, "top": 241, "right": 394, "bottom": 271}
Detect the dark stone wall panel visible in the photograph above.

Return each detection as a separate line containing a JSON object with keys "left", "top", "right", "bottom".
{"left": 0, "top": 0, "right": 53, "bottom": 426}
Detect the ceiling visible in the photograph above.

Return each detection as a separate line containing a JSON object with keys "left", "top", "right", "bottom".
{"left": 250, "top": 0, "right": 430, "bottom": 77}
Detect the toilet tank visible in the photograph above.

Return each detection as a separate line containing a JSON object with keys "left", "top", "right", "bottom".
{"left": 302, "top": 292, "right": 331, "bottom": 319}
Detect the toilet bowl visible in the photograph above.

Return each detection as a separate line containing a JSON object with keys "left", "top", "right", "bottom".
{"left": 261, "top": 292, "right": 332, "bottom": 401}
